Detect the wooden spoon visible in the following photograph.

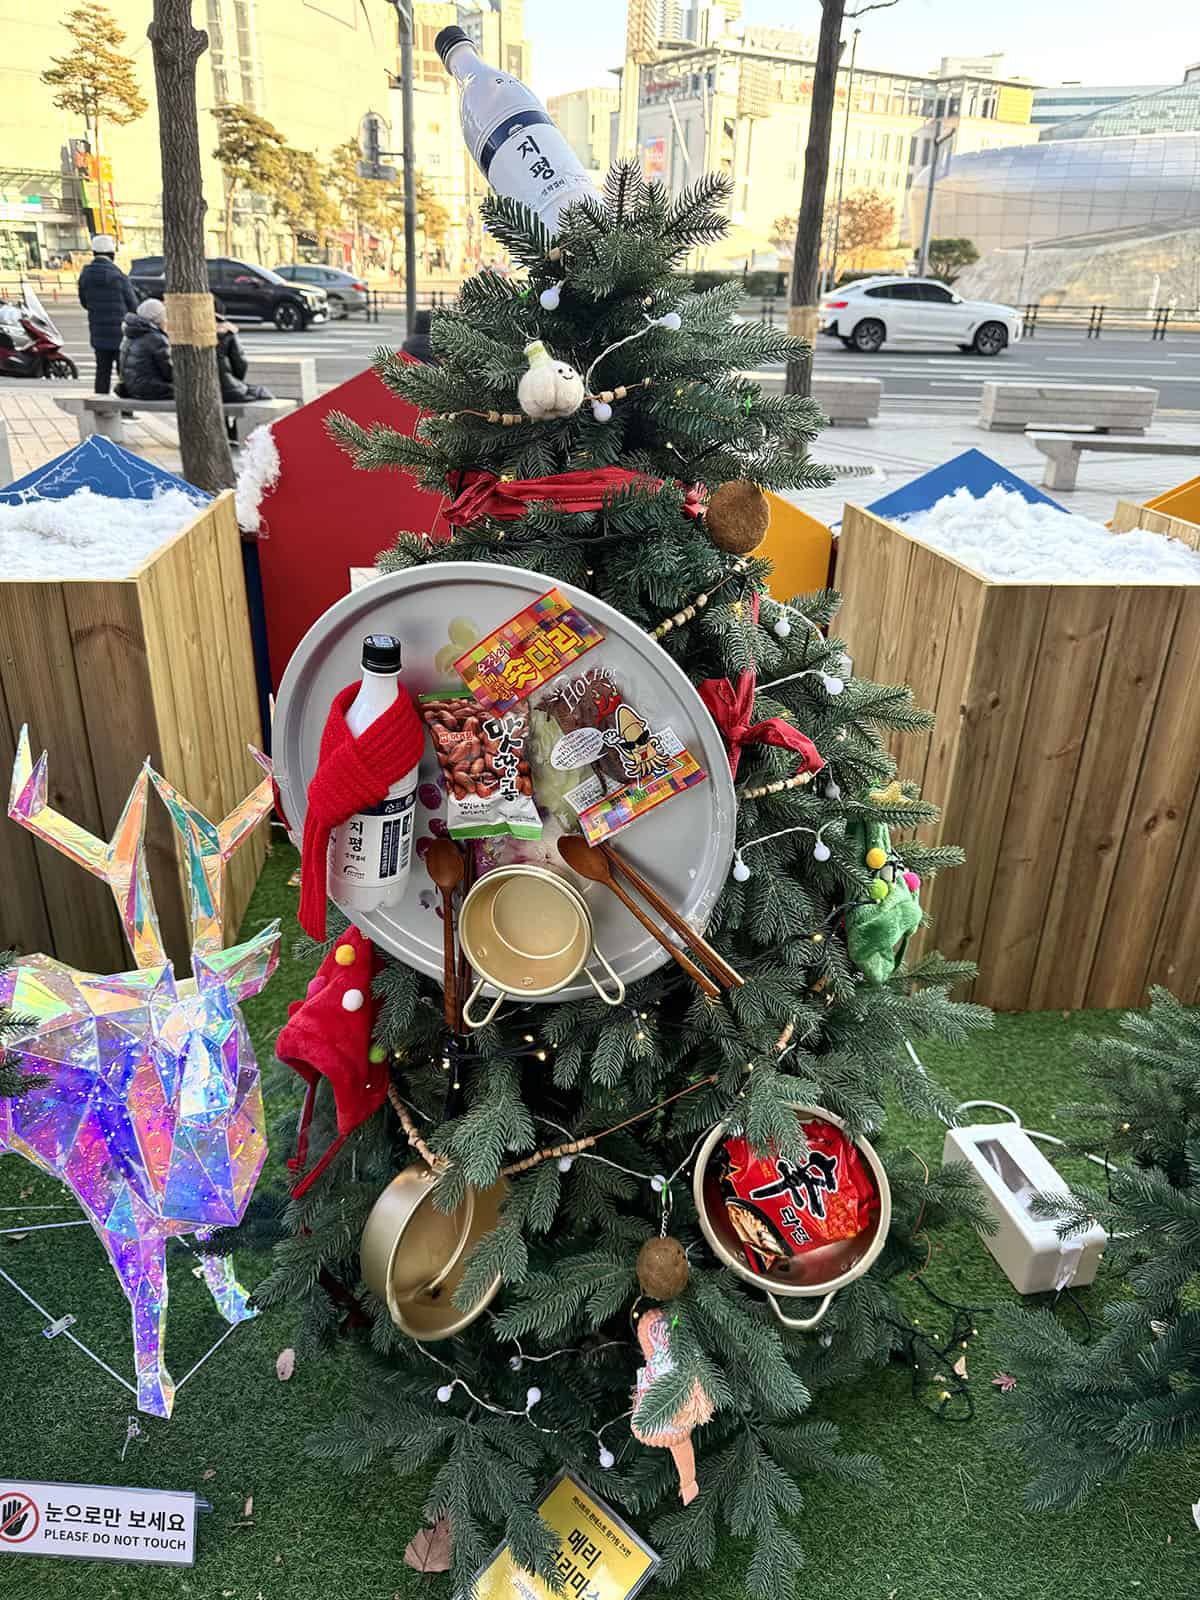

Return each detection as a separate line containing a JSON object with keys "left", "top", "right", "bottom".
{"left": 557, "top": 835, "right": 721, "bottom": 1001}
{"left": 425, "top": 838, "right": 464, "bottom": 1028}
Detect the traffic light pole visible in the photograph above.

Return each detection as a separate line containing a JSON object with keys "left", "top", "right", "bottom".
{"left": 394, "top": 0, "right": 417, "bottom": 336}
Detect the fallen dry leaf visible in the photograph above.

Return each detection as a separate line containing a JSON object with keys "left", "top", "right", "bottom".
{"left": 404, "top": 1516, "right": 453, "bottom": 1574}
{"left": 992, "top": 1371, "right": 1017, "bottom": 1394}
{"left": 243, "top": 1496, "right": 253, "bottom": 1519}
{"left": 276, "top": 1347, "right": 296, "bottom": 1382}
{"left": 953, "top": 1354, "right": 969, "bottom": 1380}
{"left": 202, "top": 1468, "right": 217, "bottom": 1481}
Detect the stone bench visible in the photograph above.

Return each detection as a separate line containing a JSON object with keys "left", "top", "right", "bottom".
{"left": 1030, "top": 431, "right": 1200, "bottom": 491}
{"left": 746, "top": 370, "right": 882, "bottom": 425}
{"left": 54, "top": 393, "right": 295, "bottom": 446}
{"left": 980, "top": 382, "right": 1157, "bottom": 434}
{"left": 246, "top": 355, "right": 317, "bottom": 404}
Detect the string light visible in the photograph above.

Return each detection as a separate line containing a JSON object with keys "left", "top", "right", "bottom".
{"left": 732, "top": 822, "right": 834, "bottom": 881}
{"left": 760, "top": 665, "right": 845, "bottom": 697}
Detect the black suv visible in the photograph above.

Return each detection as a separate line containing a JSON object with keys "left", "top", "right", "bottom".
{"left": 128, "top": 256, "right": 328, "bottom": 331}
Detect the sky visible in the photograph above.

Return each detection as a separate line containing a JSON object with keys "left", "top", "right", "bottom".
{"left": 522, "top": 0, "right": 1193, "bottom": 100}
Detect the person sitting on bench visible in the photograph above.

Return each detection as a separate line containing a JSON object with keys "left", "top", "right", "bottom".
{"left": 115, "top": 298, "right": 173, "bottom": 400}
{"left": 216, "top": 313, "right": 272, "bottom": 404}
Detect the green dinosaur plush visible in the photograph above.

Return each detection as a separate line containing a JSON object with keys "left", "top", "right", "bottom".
{"left": 845, "top": 817, "right": 922, "bottom": 984}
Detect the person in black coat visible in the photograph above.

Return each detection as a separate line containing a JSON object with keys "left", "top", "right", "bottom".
{"left": 77, "top": 235, "right": 138, "bottom": 394}
{"left": 115, "top": 299, "right": 174, "bottom": 401}
{"left": 215, "top": 317, "right": 271, "bottom": 403}
{"left": 400, "top": 308, "right": 436, "bottom": 364}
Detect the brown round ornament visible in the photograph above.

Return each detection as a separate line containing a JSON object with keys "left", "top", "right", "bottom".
{"left": 637, "top": 1235, "right": 690, "bottom": 1300}
{"left": 705, "top": 479, "right": 770, "bottom": 555}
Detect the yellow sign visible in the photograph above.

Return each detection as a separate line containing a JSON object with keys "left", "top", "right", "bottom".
{"left": 468, "top": 1473, "right": 659, "bottom": 1600}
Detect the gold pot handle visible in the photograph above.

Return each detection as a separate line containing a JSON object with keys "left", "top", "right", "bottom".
{"left": 463, "top": 977, "right": 506, "bottom": 1030}
{"left": 766, "top": 1290, "right": 836, "bottom": 1331}
{"left": 584, "top": 945, "right": 625, "bottom": 1007}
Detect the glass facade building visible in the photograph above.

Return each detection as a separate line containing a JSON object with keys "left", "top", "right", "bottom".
{"left": 909, "top": 80, "right": 1200, "bottom": 306}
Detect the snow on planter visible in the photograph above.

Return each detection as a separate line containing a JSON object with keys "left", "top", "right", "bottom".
{"left": 0, "top": 486, "right": 204, "bottom": 579}
{"left": 896, "top": 485, "right": 1200, "bottom": 583}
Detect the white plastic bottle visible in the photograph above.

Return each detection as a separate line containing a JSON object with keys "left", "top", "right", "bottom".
{"left": 435, "top": 26, "right": 595, "bottom": 233}
{"left": 328, "top": 635, "right": 418, "bottom": 915}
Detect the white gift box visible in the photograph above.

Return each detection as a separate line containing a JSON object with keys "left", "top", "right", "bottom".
{"left": 942, "top": 1122, "right": 1106, "bottom": 1295}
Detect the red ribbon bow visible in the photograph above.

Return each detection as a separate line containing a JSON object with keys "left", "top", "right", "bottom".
{"left": 697, "top": 595, "right": 825, "bottom": 780}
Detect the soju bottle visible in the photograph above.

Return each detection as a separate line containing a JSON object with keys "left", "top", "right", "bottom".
{"left": 435, "top": 25, "right": 595, "bottom": 233}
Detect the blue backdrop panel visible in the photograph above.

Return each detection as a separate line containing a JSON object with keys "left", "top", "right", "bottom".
{"left": 866, "top": 448, "right": 1067, "bottom": 521}
{"left": 0, "top": 435, "right": 209, "bottom": 505}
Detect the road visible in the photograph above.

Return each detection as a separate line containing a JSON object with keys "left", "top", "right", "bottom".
{"left": 7, "top": 304, "right": 1200, "bottom": 411}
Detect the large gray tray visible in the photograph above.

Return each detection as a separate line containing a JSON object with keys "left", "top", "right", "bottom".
{"left": 272, "top": 562, "right": 736, "bottom": 1002}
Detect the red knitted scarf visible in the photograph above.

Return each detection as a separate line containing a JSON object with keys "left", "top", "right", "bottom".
{"left": 298, "top": 681, "right": 425, "bottom": 938}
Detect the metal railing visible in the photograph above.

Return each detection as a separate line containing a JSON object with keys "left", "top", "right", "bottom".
{"left": 1021, "top": 303, "right": 1200, "bottom": 339}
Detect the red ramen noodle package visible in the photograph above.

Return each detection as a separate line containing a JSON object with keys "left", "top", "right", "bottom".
{"left": 535, "top": 663, "right": 707, "bottom": 846}
{"left": 454, "top": 588, "right": 603, "bottom": 714}
{"left": 420, "top": 692, "right": 541, "bottom": 841}
{"left": 717, "top": 1119, "right": 879, "bottom": 1276}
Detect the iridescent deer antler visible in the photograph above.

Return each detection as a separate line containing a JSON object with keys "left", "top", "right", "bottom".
{"left": 149, "top": 752, "right": 275, "bottom": 957}
{"left": 8, "top": 725, "right": 166, "bottom": 968}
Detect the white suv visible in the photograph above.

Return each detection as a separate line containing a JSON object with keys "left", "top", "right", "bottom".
{"left": 818, "top": 277, "right": 1020, "bottom": 356}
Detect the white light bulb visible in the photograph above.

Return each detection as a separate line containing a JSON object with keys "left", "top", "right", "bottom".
{"left": 526, "top": 1386, "right": 542, "bottom": 1408}
{"left": 557, "top": 1155, "right": 575, "bottom": 1173}
{"left": 341, "top": 988, "right": 365, "bottom": 1012}
{"left": 813, "top": 840, "right": 831, "bottom": 862}
{"left": 598, "top": 1447, "right": 615, "bottom": 1469}
{"left": 819, "top": 1331, "right": 833, "bottom": 1348}
{"left": 657, "top": 311, "right": 682, "bottom": 331}
{"left": 825, "top": 778, "right": 841, "bottom": 800}
{"left": 732, "top": 855, "right": 751, "bottom": 883}
{"left": 509, "top": 1354, "right": 523, "bottom": 1371}
{"left": 539, "top": 283, "right": 562, "bottom": 311}
{"left": 591, "top": 399, "right": 613, "bottom": 423}
{"left": 650, "top": 1174, "right": 667, "bottom": 1193}
{"left": 822, "top": 674, "right": 845, "bottom": 696}
{"left": 436, "top": 1384, "right": 453, "bottom": 1403}
{"left": 773, "top": 617, "right": 791, "bottom": 639}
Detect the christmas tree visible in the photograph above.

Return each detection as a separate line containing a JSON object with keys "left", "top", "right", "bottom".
{"left": 0, "top": 950, "right": 41, "bottom": 1100}
{"left": 260, "top": 168, "right": 989, "bottom": 1595}
{"left": 996, "top": 989, "right": 1200, "bottom": 1510}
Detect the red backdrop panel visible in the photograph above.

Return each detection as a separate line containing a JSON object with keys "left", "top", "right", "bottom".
{"left": 253, "top": 363, "right": 445, "bottom": 688}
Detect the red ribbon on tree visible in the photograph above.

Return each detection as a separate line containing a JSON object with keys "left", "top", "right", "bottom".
{"left": 697, "top": 597, "right": 826, "bottom": 780}
{"left": 445, "top": 467, "right": 706, "bottom": 528}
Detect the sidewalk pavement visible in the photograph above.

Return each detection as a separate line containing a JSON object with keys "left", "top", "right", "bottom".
{"left": 0, "top": 389, "right": 182, "bottom": 481}
{"left": 793, "top": 408, "right": 1200, "bottom": 529}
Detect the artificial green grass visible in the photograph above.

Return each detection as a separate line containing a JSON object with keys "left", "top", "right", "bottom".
{"left": 0, "top": 838, "right": 1194, "bottom": 1598}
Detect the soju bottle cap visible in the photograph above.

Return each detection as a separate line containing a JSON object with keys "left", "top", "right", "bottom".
{"left": 362, "top": 634, "right": 402, "bottom": 673}
{"left": 435, "top": 26, "right": 471, "bottom": 65}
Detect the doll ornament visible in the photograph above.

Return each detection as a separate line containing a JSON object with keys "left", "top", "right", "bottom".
{"left": 517, "top": 339, "right": 585, "bottom": 419}
{"left": 631, "top": 1308, "right": 714, "bottom": 1505}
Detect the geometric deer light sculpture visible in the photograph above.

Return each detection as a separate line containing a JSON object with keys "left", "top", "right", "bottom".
{"left": 1, "top": 727, "right": 279, "bottom": 1418}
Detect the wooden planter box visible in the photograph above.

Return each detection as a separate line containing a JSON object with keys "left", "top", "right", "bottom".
{"left": 0, "top": 489, "right": 266, "bottom": 972}
{"left": 1112, "top": 497, "right": 1200, "bottom": 552}
{"left": 837, "top": 502, "right": 1200, "bottom": 1011}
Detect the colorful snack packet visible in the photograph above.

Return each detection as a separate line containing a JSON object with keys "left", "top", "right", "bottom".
{"left": 717, "top": 1120, "right": 880, "bottom": 1277}
{"left": 454, "top": 588, "right": 603, "bottom": 713}
{"left": 419, "top": 692, "right": 541, "bottom": 840}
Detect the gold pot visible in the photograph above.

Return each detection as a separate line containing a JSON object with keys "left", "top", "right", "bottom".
{"left": 458, "top": 864, "right": 624, "bottom": 1027}
{"left": 360, "top": 1165, "right": 509, "bottom": 1340}
{"left": 692, "top": 1104, "right": 891, "bottom": 1331}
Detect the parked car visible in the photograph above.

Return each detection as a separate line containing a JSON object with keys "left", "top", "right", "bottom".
{"left": 272, "top": 263, "right": 368, "bottom": 318}
{"left": 128, "top": 256, "right": 328, "bottom": 331}
{"left": 818, "top": 277, "right": 1020, "bottom": 356}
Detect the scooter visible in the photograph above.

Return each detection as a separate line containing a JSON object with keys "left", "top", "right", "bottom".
{"left": 0, "top": 292, "right": 79, "bottom": 380}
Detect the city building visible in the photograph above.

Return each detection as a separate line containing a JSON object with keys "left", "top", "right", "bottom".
{"left": 1032, "top": 81, "right": 1171, "bottom": 130}
{"left": 915, "top": 76, "right": 1200, "bottom": 307}
{"left": 628, "top": 29, "right": 1036, "bottom": 270}
{"left": 0, "top": 0, "right": 400, "bottom": 268}
{"left": 546, "top": 87, "right": 620, "bottom": 178}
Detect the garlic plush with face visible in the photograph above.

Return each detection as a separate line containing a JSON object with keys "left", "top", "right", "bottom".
{"left": 517, "top": 339, "right": 585, "bottom": 420}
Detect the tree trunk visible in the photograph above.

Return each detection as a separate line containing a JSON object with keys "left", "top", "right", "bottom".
{"left": 148, "top": 0, "right": 234, "bottom": 493}
{"left": 786, "top": 0, "right": 845, "bottom": 397}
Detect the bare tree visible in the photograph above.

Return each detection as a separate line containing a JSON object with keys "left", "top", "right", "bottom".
{"left": 786, "top": 0, "right": 900, "bottom": 396}
{"left": 147, "top": 0, "right": 233, "bottom": 493}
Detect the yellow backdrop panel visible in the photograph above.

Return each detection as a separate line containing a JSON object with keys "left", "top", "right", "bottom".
{"left": 761, "top": 491, "right": 833, "bottom": 599}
